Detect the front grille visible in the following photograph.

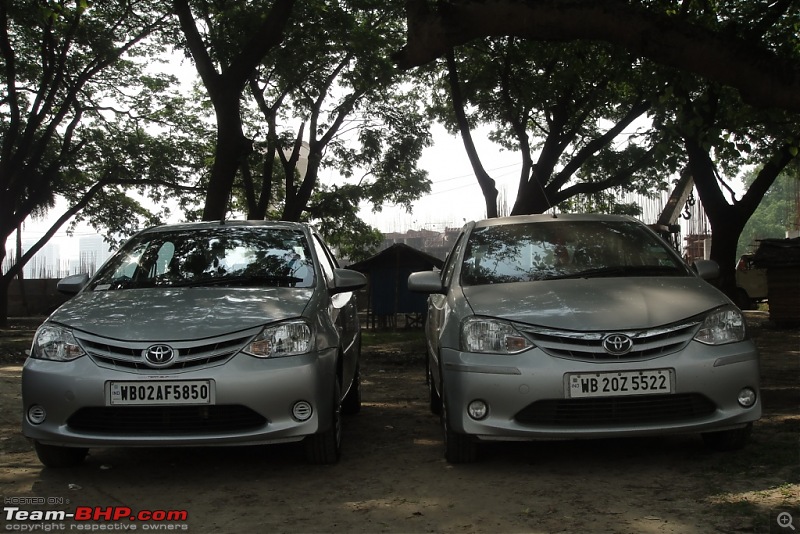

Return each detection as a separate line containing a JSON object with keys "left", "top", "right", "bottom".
{"left": 74, "top": 327, "right": 262, "bottom": 373}
{"left": 67, "top": 405, "right": 267, "bottom": 435}
{"left": 514, "top": 394, "right": 716, "bottom": 426}
{"left": 521, "top": 321, "right": 700, "bottom": 362}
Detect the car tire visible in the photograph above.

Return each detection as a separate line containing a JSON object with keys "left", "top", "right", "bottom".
{"left": 34, "top": 441, "right": 88, "bottom": 468}
{"left": 440, "top": 381, "right": 478, "bottom": 463}
{"left": 427, "top": 358, "right": 442, "bottom": 415}
{"left": 702, "top": 423, "right": 753, "bottom": 451}
{"left": 341, "top": 365, "right": 361, "bottom": 415}
{"left": 736, "top": 289, "right": 756, "bottom": 310}
{"left": 305, "top": 381, "right": 342, "bottom": 464}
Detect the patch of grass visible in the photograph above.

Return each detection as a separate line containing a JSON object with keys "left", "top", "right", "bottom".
{"left": 361, "top": 329, "right": 427, "bottom": 366}
{"left": 0, "top": 322, "right": 37, "bottom": 364}
{"left": 362, "top": 329, "right": 426, "bottom": 349}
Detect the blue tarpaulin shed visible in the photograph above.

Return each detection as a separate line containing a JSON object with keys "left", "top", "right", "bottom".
{"left": 347, "top": 243, "right": 444, "bottom": 329}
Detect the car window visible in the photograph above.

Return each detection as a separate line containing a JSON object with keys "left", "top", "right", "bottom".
{"left": 460, "top": 220, "right": 685, "bottom": 285}
{"left": 90, "top": 227, "right": 315, "bottom": 290}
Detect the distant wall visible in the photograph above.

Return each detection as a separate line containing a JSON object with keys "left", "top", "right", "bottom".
{"left": 7, "top": 279, "right": 69, "bottom": 317}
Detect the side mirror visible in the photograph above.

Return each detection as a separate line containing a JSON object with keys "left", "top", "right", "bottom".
{"left": 692, "top": 259, "right": 720, "bottom": 280}
{"left": 57, "top": 273, "right": 90, "bottom": 295}
{"left": 408, "top": 271, "right": 444, "bottom": 294}
{"left": 331, "top": 268, "right": 367, "bottom": 294}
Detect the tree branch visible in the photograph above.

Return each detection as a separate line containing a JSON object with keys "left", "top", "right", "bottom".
{"left": 393, "top": 0, "right": 800, "bottom": 111}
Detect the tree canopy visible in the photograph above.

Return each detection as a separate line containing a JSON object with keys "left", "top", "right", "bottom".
{"left": 394, "top": 0, "right": 800, "bottom": 112}
{"left": 173, "top": 0, "right": 433, "bottom": 257}
{"left": 0, "top": 0, "right": 202, "bottom": 323}
{"left": 2, "top": 0, "right": 799, "bottom": 323}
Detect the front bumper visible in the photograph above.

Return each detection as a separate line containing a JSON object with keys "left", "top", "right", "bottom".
{"left": 440, "top": 339, "right": 762, "bottom": 441}
{"left": 21, "top": 348, "right": 338, "bottom": 448}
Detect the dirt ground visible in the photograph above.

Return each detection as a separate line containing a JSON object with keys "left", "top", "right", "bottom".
{"left": 0, "top": 311, "right": 798, "bottom": 533}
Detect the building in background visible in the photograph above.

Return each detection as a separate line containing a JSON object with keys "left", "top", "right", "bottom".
{"left": 78, "top": 234, "right": 112, "bottom": 275}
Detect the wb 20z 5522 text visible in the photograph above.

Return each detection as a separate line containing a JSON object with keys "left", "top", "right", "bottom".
{"left": 568, "top": 369, "right": 672, "bottom": 398}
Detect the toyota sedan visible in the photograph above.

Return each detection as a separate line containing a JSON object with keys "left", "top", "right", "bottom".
{"left": 22, "top": 221, "right": 366, "bottom": 466}
{"left": 408, "top": 214, "right": 761, "bottom": 463}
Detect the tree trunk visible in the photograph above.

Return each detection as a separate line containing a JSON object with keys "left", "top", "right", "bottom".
{"left": 684, "top": 138, "right": 795, "bottom": 302}
{"left": 202, "top": 97, "right": 251, "bottom": 221}
{"left": 0, "top": 267, "right": 10, "bottom": 327}
{"left": 446, "top": 50, "right": 498, "bottom": 218}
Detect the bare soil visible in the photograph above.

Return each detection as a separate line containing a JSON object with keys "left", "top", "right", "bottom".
{"left": 1, "top": 311, "right": 797, "bottom": 533}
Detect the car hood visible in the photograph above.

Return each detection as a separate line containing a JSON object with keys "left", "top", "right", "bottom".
{"left": 48, "top": 287, "right": 314, "bottom": 341}
{"left": 462, "top": 277, "right": 729, "bottom": 330}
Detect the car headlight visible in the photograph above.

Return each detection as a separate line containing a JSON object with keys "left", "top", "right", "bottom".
{"left": 694, "top": 305, "right": 746, "bottom": 345}
{"left": 245, "top": 320, "right": 313, "bottom": 358}
{"left": 31, "top": 325, "right": 86, "bottom": 362}
{"left": 461, "top": 317, "right": 533, "bottom": 354}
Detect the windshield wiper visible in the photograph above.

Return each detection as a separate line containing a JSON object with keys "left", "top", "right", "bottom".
{"left": 543, "top": 265, "right": 683, "bottom": 280}
{"left": 168, "top": 275, "right": 303, "bottom": 288}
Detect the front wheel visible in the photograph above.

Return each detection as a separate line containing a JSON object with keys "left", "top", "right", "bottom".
{"left": 735, "top": 289, "right": 756, "bottom": 310}
{"left": 305, "top": 382, "right": 342, "bottom": 464}
{"left": 427, "top": 357, "right": 442, "bottom": 415}
{"left": 341, "top": 365, "right": 361, "bottom": 415}
{"left": 440, "top": 382, "right": 478, "bottom": 463}
{"left": 702, "top": 423, "right": 753, "bottom": 451}
{"left": 34, "top": 441, "right": 88, "bottom": 468}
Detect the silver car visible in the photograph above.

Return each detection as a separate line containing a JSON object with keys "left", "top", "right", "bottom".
{"left": 22, "top": 221, "right": 366, "bottom": 467}
{"left": 409, "top": 214, "right": 761, "bottom": 463}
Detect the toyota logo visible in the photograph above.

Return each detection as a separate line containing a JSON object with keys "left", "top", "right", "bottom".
{"left": 602, "top": 334, "right": 634, "bottom": 355}
{"left": 143, "top": 344, "right": 176, "bottom": 367}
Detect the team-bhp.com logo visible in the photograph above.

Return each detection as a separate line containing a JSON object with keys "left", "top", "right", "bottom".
{"left": 4, "top": 505, "right": 188, "bottom": 522}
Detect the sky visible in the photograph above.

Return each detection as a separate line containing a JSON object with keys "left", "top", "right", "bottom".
{"left": 357, "top": 123, "right": 523, "bottom": 233}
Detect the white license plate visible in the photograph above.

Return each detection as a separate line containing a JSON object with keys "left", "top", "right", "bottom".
{"left": 566, "top": 370, "right": 672, "bottom": 398}
{"left": 108, "top": 380, "right": 213, "bottom": 406}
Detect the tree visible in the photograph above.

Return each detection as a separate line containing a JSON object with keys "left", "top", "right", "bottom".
{"left": 176, "top": 1, "right": 433, "bottom": 254}
{"left": 396, "top": 0, "right": 799, "bottom": 300}
{"left": 173, "top": 0, "right": 295, "bottom": 221}
{"left": 393, "top": 0, "right": 800, "bottom": 113}
{"left": 738, "top": 162, "right": 800, "bottom": 257}
{"left": 0, "top": 0, "right": 200, "bottom": 325}
{"left": 430, "top": 38, "right": 666, "bottom": 218}
{"left": 643, "top": 73, "right": 798, "bottom": 299}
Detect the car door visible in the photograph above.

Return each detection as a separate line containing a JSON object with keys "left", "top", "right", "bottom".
{"left": 311, "top": 233, "right": 360, "bottom": 388}
{"left": 427, "top": 230, "right": 467, "bottom": 386}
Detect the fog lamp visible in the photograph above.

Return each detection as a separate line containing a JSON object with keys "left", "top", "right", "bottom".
{"left": 467, "top": 400, "right": 488, "bottom": 420}
{"left": 292, "top": 401, "right": 313, "bottom": 422}
{"left": 27, "top": 405, "right": 46, "bottom": 425}
{"left": 737, "top": 388, "right": 757, "bottom": 408}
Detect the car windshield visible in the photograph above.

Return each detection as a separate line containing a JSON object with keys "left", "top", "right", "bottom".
{"left": 90, "top": 226, "right": 315, "bottom": 290}
{"left": 460, "top": 220, "right": 686, "bottom": 285}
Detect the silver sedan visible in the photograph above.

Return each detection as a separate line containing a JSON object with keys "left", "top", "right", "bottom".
{"left": 409, "top": 214, "right": 761, "bottom": 463}
{"left": 22, "top": 221, "right": 366, "bottom": 466}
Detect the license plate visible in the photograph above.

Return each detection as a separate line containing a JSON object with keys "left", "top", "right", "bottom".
{"left": 566, "top": 370, "right": 672, "bottom": 398}
{"left": 108, "top": 380, "right": 213, "bottom": 406}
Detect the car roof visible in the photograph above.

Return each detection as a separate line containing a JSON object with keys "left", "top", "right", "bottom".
{"left": 137, "top": 220, "right": 313, "bottom": 235}
{"left": 471, "top": 213, "right": 638, "bottom": 229}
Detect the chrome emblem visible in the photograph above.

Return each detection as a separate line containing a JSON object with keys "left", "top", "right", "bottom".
{"left": 602, "top": 334, "right": 634, "bottom": 355}
{"left": 144, "top": 344, "right": 176, "bottom": 367}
